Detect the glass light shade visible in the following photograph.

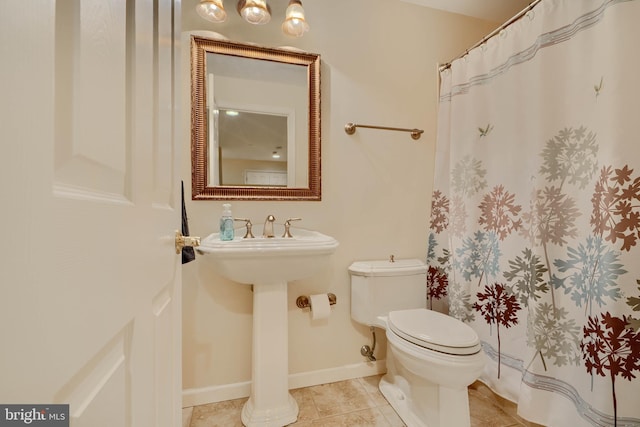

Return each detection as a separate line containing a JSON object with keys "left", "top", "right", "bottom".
{"left": 196, "top": 0, "right": 227, "bottom": 23}
{"left": 238, "top": 0, "right": 271, "bottom": 25}
{"left": 282, "top": 0, "right": 309, "bottom": 37}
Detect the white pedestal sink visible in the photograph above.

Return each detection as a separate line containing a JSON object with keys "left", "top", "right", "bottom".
{"left": 198, "top": 224, "right": 339, "bottom": 427}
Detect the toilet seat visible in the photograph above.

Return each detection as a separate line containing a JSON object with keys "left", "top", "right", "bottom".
{"left": 388, "top": 309, "right": 481, "bottom": 355}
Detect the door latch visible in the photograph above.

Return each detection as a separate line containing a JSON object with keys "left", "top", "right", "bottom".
{"left": 175, "top": 230, "right": 200, "bottom": 254}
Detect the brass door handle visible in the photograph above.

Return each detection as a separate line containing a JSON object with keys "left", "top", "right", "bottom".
{"left": 175, "top": 230, "right": 200, "bottom": 254}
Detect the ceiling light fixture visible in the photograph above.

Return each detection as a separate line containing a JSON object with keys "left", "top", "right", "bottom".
{"left": 282, "top": 0, "right": 309, "bottom": 37}
{"left": 196, "top": 0, "right": 310, "bottom": 37}
{"left": 237, "top": 0, "right": 271, "bottom": 25}
{"left": 196, "top": 0, "right": 227, "bottom": 23}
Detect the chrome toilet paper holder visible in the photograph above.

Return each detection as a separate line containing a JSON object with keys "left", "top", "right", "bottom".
{"left": 296, "top": 293, "right": 337, "bottom": 309}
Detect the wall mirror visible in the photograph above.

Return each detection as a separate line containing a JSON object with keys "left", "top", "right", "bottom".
{"left": 190, "top": 36, "right": 321, "bottom": 200}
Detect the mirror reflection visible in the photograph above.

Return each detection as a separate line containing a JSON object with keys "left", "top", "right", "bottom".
{"left": 191, "top": 36, "right": 321, "bottom": 200}
{"left": 215, "top": 108, "right": 290, "bottom": 186}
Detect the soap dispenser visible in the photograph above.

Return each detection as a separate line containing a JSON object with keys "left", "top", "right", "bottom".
{"left": 219, "top": 203, "right": 234, "bottom": 241}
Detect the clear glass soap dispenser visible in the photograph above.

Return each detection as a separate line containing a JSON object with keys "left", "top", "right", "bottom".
{"left": 219, "top": 203, "right": 234, "bottom": 241}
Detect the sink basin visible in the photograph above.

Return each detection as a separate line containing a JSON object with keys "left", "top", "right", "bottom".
{"left": 197, "top": 223, "right": 338, "bottom": 426}
{"left": 198, "top": 224, "right": 339, "bottom": 284}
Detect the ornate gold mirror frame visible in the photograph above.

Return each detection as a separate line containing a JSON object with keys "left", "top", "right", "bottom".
{"left": 191, "top": 36, "right": 321, "bottom": 200}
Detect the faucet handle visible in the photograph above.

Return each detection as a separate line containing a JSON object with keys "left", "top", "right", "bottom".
{"left": 234, "top": 218, "right": 255, "bottom": 238}
{"left": 282, "top": 218, "right": 302, "bottom": 238}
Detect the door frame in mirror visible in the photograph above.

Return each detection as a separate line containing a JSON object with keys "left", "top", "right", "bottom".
{"left": 190, "top": 36, "right": 321, "bottom": 200}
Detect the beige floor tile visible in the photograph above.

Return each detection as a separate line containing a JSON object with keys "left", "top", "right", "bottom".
{"left": 185, "top": 377, "right": 544, "bottom": 427}
{"left": 182, "top": 407, "right": 193, "bottom": 427}
{"left": 358, "top": 375, "right": 383, "bottom": 394}
{"left": 469, "top": 382, "right": 544, "bottom": 427}
{"left": 357, "top": 375, "right": 389, "bottom": 407}
{"left": 309, "top": 379, "right": 377, "bottom": 418}
{"left": 470, "top": 382, "right": 518, "bottom": 417}
{"left": 309, "top": 407, "right": 392, "bottom": 426}
{"left": 469, "top": 391, "right": 522, "bottom": 427}
{"left": 290, "top": 387, "right": 320, "bottom": 424}
{"left": 378, "top": 404, "right": 406, "bottom": 427}
{"left": 189, "top": 397, "right": 246, "bottom": 427}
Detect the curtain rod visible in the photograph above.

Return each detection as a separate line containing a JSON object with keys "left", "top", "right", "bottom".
{"left": 439, "top": 0, "right": 543, "bottom": 72}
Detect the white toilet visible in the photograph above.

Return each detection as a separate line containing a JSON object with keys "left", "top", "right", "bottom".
{"left": 349, "top": 259, "right": 485, "bottom": 427}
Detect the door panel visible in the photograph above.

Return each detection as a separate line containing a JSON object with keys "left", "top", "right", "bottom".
{"left": 54, "top": 0, "right": 130, "bottom": 198}
{"left": 0, "top": 1, "right": 182, "bottom": 426}
{"left": 155, "top": 0, "right": 177, "bottom": 207}
{"left": 54, "top": 325, "right": 132, "bottom": 426}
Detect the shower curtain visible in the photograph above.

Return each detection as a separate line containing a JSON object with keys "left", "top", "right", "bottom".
{"left": 428, "top": 1, "right": 640, "bottom": 426}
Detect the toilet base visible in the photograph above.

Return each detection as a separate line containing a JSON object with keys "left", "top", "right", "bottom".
{"left": 379, "top": 373, "right": 472, "bottom": 427}
{"left": 380, "top": 334, "right": 481, "bottom": 427}
{"left": 379, "top": 374, "right": 428, "bottom": 427}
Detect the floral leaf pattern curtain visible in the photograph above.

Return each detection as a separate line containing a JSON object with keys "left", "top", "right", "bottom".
{"left": 429, "top": 1, "right": 640, "bottom": 425}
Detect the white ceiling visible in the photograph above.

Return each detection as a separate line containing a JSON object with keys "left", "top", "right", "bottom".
{"left": 399, "top": 0, "right": 533, "bottom": 23}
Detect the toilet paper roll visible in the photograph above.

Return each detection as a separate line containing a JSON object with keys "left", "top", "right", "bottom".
{"left": 309, "top": 294, "right": 331, "bottom": 320}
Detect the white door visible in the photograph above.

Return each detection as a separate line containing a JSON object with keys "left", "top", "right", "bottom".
{"left": 0, "top": 1, "right": 183, "bottom": 426}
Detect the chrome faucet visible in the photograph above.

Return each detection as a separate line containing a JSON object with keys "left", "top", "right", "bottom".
{"left": 263, "top": 215, "right": 276, "bottom": 238}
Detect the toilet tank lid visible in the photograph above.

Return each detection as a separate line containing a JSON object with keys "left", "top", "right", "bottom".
{"left": 348, "top": 259, "right": 427, "bottom": 277}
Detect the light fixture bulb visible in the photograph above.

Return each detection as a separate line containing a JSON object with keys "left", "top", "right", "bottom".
{"left": 237, "top": 0, "right": 271, "bottom": 25}
{"left": 196, "top": 0, "right": 227, "bottom": 23}
{"left": 282, "top": 0, "right": 309, "bottom": 37}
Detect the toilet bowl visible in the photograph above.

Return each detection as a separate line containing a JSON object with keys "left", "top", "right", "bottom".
{"left": 349, "top": 259, "right": 485, "bottom": 427}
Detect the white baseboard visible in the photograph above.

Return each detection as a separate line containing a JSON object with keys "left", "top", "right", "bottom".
{"left": 182, "top": 360, "right": 386, "bottom": 408}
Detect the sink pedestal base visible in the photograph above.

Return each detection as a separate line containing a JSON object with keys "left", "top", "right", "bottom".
{"left": 241, "top": 394, "right": 298, "bottom": 427}
{"left": 241, "top": 281, "right": 298, "bottom": 427}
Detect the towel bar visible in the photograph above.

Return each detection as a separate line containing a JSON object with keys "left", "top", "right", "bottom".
{"left": 344, "top": 122, "right": 424, "bottom": 140}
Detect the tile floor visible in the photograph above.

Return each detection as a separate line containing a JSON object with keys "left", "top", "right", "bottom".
{"left": 182, "top": 375, "right": 544, "bottom": 427}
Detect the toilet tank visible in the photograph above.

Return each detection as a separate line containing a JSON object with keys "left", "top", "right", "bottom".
{"left": 349, "top": 259, "right": 428, "bottom": 327}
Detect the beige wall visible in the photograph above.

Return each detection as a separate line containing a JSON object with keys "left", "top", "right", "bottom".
{"left": 181, "top": 0, "right": 497, "bottom": 402}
